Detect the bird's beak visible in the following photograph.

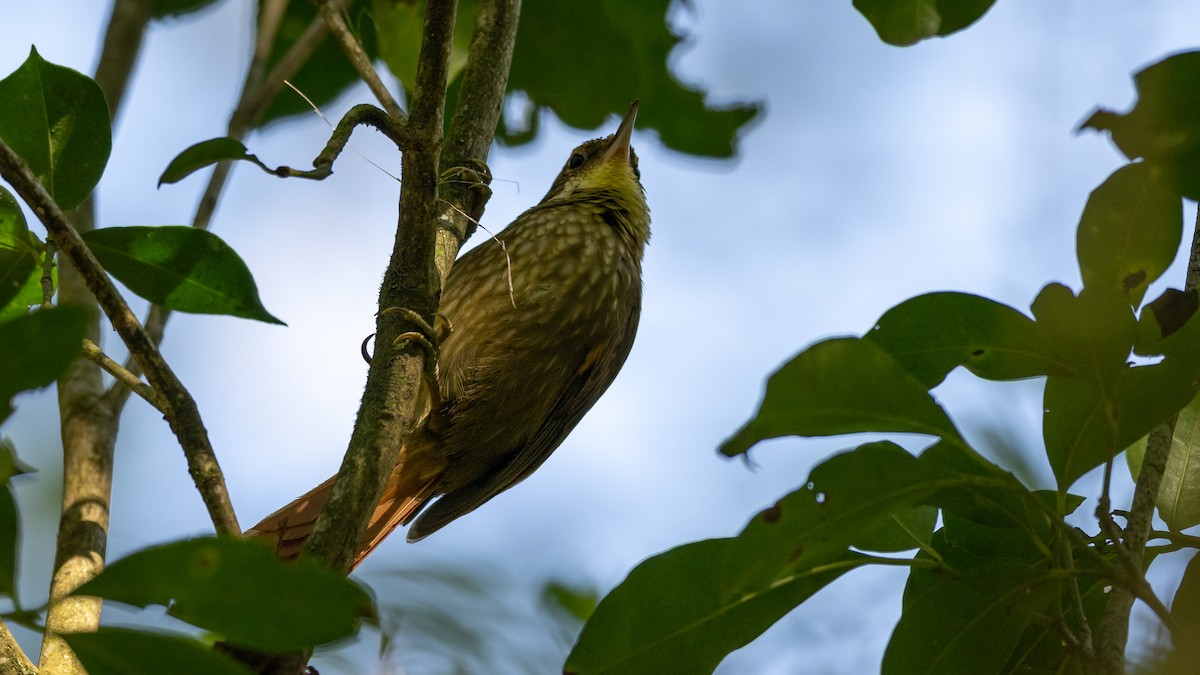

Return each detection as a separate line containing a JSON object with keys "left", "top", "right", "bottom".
{"left": 601, "top": 100, "right": 639, "bottom": 165}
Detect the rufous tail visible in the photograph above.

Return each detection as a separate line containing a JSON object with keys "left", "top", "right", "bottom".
{"left": 247, "top": 463, "right": 437, "bottom": 570}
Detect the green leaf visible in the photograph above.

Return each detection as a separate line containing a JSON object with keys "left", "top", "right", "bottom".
{"left": 151, "top": 0, "right": 223, "bottom": 20}
{"left": 885, "top": 563, "right": 1056, "bottom": 674}
{"left": 158, "top": 138, "right": 274, "bottom": 187}
{"left": 566, "top": 539, "right": 862, "bottom": 675}
{"left": 73, "top": 537, "right": 375, "bottom": 651}
{"left": 0, "top": 46, "right": 111, "bottom": 210}
{"left": 1127, "top": 390, "right": 1200, "bottom": 531}
{"left": 1080, "top": 50, "right": 1200, "bottom": 200}
{"left": 0, "top": 440, "right": 32, "bottom": 606}
{"left": 888, "top": 511, "right": 1082, "bottom": 674}
{"left": 852, "top": 505, "right": 937, "bottom": 553}
{"left": 1031, "top": 283, "right": 1136, "bottom": 387}
{"left": 0, "top": 439, "right": 34, "bottom": 486}
{"left": 0, "top": 305, "right": 89, "bottom": 422}
{"left": 867, "top": 291, "right": 1065, "bottom": 388}
{"left": 1076, "top": 163, "right": 1182, "bottom": 305}
{"left": 62, "top": 627, "right": 254, "bottom": 675}
{"left": 542, "top": 580, "right": 598, "bottom": 625}
{"left": 570, "top": 442, "right": 1031, "bottom": 673}
{"left": 257, "top": 2, "right": 378, "bottom": 127}
{"left": 853, "top": 0, "right": 998, "bottom": 46}
{"left": 373, "top": 0, "right": 474, "bottom": 92}
{"left": 1166, "top": 553, "right": 1200, "bottom": 666}
{"left": 81, "top": 226, "right": 284, "bottom": 325}
{"left": 1135, "top": 288, "right": 1198, "bottom": 355}
{"left": 0, "top": 186, "right": 37, "bottom": 312}
{"left": 1047, "top": 289, "right": 1200, "bottom": 490}
{"left": 720, "top": 337, "right": 966, "bottom": 458}
{"left": 0, "top": 485, "right": 17, "bottom": 603}
{"left": 505, "top": 0, "right": 759, "bottom": 158}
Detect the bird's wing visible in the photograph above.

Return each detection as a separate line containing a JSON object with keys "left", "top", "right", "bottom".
{"left": 406, "top": 298, "right": 642, "bottom": 541}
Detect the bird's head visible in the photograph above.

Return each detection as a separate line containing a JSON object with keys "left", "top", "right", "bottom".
{"left": 540, "top": 101, "right": 645, "bottom": 208}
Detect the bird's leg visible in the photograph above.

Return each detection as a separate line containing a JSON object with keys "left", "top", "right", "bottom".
{"left": 439, "top": 160, "right": 493, "bottom": 237}
{"left": 382, "top": 307, "right": 448, "bottom": 430}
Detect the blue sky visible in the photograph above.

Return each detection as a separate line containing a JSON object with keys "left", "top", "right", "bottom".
{"left": 5, "top": 1, "right": 1200, "bottom": 673}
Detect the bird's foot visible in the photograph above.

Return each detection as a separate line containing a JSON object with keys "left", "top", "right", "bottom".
{"left": 440, "top": 160, "right": 493, "bottom": 237}
{"left": 381, "top": 307, "right": 447, "bottom": 429}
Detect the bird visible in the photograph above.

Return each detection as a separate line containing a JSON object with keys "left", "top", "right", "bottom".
{"left": 247, "top": 101, "right": 650, "bottom": 569}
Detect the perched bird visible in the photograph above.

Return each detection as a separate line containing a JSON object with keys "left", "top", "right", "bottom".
{"left": 248, "top": 102, "right": 650, "bottom": 568}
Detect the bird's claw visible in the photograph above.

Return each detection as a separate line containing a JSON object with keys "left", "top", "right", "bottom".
{"left": 382, "top": 307, "right": 447, "bottom": 428}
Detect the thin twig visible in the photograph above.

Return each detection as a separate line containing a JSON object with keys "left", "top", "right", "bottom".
{"left": 81, "top": 338, "right": 165, "bottom": 414}
{"left": 315, "top": 0, "right": 407, "bottom": 121}
{"left": 0, "top": 141, "right": 240, "bottom": 538}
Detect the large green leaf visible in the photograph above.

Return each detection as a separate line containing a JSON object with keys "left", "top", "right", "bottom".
{"left": 81, "top": 226, "right": 284, "bottom": 325}
{"left": 566, "top": 540, "right": 862, "bottom": 675}
{"left": 1166, "top": 553, "right": 1200, "bottom": 667}
{"left": 0, "top": 186, "right": 37, "bottom": 312}
{"left": 885, "top": 564, "right": 1056, "bottom": 674}
{"left": 0, "top": 305, "right": 89, "bottom": 422}
{"left": 1076, "top": 162, "right": 1182, "bottom": 306}
{"left": 505, "top": 0, "right": 759, "bottom": 158}
{"left": 373, "top": 0, "right": 474, "bottom": 92}
{"left": 853, "top": 0, "right": 998, "bottom": 46}
{"left": 568, "top": 442, "right": 1034, "bottom": 673}
{"left": 62, "top": 627, "right": 253, "bottom": 675}
{"left": 867, "top": 291, "right": 1065, "bottom": 388}
{"left": 1031, "top": 283, "right": 1135, "bottom": 388}
{"left": 1080, "top": 51, "right": 1200, "bottom": 200}
{"left": 0, "top": 47, "right": 111, "bottom": 210}
{"left": 73, "top": 537, "right": 375, "bottom": 651}
{"left": 258, "top": 2, "right": 378, "bottom": 127}
{"left": 1127, "top": 389, "right": 1200, "bottom": 531}
{"left": 887, "top": 514, "right": 1068, "bottom": 674}
{"left": 720, "top": 337, "right": 966, "bottom": 457}
{"left": 1045, "top": 289, "right": 1200, "bottom": 490}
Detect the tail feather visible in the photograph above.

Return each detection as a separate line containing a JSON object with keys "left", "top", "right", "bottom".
{"left": 247, "top": 465, "right": 439, "bottom": 570}
{"left": 245, "top": 476, "right": 337, "bottom": 561}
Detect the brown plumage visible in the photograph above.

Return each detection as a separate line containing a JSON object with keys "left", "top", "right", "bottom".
{"left": 248, "top": 102, "right": 650, "bottom": 568}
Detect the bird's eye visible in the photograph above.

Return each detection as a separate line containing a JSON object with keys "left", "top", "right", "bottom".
{"left": 567, "top": 152, "right": 586, "bottom": 169}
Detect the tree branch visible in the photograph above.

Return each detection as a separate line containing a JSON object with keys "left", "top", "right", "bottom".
{"left": 0, "top": 619, "right": 37, "bottom": 675}
{"left": 37, "top": 2, "right": 155, "bottom": 671}
{"left": 303, "top": 0, "right": 458, "bottom": 575}
{"left": 1096, "top": 202, "right": 1200, "bottom": 672}
{"left": 81, "top": 339, "right": 164, "bottom": 414}
{"left": 315, "top": 0, "right": 406, "bottom": 121}
{"left": 0, "top": 142, "right": 240, "bottom": 539}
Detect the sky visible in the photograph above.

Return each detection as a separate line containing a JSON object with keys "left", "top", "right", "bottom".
{"left": 4, "top": 1, "right": 1200, "bottom": 673}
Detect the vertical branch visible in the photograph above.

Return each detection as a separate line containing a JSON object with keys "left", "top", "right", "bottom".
{"left": 303, "top": 0, "right": 458, "bottom": 574}
{"left": 38, "top": 1, "right": 153, "bottom": 671}
{"left": 437, "top": 0, "right": 522, "bottom": 255}
{"left": 1096, "top": 203, "right": 1200, "bottom": 672}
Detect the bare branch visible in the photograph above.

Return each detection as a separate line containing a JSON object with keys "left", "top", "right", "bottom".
{"left": 38, "top": 2, "right": 156, "bottom": 671}
{"left": 0, "top": 619, "right": 37, "bottom": 675}
{"left": 77, "top": 339, "right": 165, "bottom": 413}
{"left": 0, "top": 141, "right": 240, "bottom": 539}
{"left": 315, "top": 0, "right": 407, "bottom": 121}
